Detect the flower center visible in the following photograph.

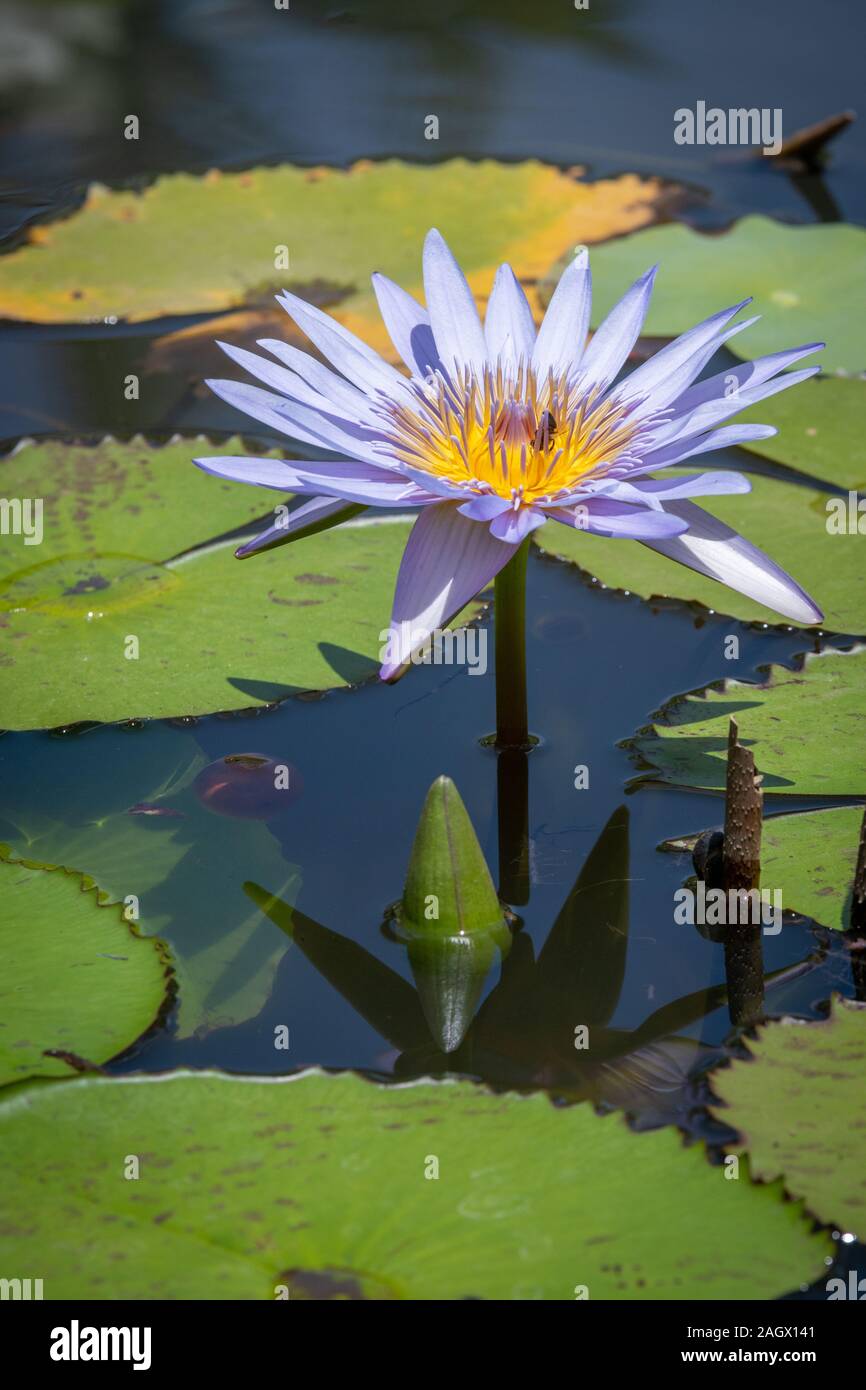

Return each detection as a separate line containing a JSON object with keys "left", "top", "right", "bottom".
{"left": 380, "top": 361, "right": 648, "bottom": 506}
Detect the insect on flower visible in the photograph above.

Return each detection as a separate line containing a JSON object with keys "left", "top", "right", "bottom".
{"left": 194, "top": 229, "right": 824, "bottom": 686}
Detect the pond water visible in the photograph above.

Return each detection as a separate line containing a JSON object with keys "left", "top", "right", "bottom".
{"left": 2, "top": 0, "right": 864, "bottom": 1300}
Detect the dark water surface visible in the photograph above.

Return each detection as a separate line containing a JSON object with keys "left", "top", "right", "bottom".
{"left": 0, "top": 549, "right": 858, "bottom": 1092}
{"left": 2, "top": 0, "right": 864, "bottom": 1299}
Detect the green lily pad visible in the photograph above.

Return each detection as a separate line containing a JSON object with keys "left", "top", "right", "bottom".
{"left": 759, "top": 807, "right": 860, "bottom": 930}
{"left": 662, "top": 806, "right": 861, "bottom": 931}
{"left": 0, "top": 1069, "right": 829, "bottom": 1299}
{"left": 536, "top": 380, "right": 866, "bottom": 633}
{"left": 0, "top": 847, "right": 173, "bottom": 1088}
{"left": 0, "top": 161, "right": 673, "bottom": 332}
{"left": 736, "top": 376, "right": 866, "bottom": 478}
{"left": 711, "top": 996, "right": 866, "bottom": 1231}
{"left": 559, "top": 216, "right": 866, "bottom": 373}
{"left": 633, "top": 649, "right": 866, "bottom": 796}
{"left": 1, "top": 434, "right": 277, "bottom": 560}
{"left": 0, "top": 437, "right": 422, "bottom": 728}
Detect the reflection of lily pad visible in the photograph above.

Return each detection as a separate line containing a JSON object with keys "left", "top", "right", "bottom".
{"left": 536, "top": 380, "right": 866, "bottom": 632}
{"left": 633, "top": 650, "right": 866, "bottom": 795}
{"left": 0, "top": 847, "right": 173, "bottom": 1088}
{"left": 712, "top": 997, "right": 866, "bottom": 1231}
{"left": 562, "top": 216, "right": 866, "bottom": 372}
{"left": 0, "top": 162, "right": 675, "bottom": 334}
{"left": 0, "top": 438, "right": 418, "bottom": 728}
{"left": 0, "top": 1069, "right": 829, "bottom": 1299}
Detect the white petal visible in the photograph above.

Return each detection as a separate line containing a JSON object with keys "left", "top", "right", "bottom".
{"left": 579, "top": 265, "right": 656, "bottom": 395}
{"left": 532, "top": 248, "right": 591, "bottom": 379}
{"left": 257, "top": 338, "right": 378, "bottom": 420}
{"left": 206, "top": 378, "right": 390, "bottom": 466}
{"left": 217, "top": 341, "right": 376, "bottom": 423}
{"left": 639, "top": 499, "right": 823, "bottom": 624}
{"left": 613, "top": 298, "right": 752, "bottom": 409}
{"left": 422, "top": 229, "right": 488, "bottom": 375}
{"left": 277, "top": 289, "right": 410, "bottom": 398}
{"left": 485, "top": 263, "right": 536, "bottom": 368}
{"left": 380, "top": 504, "right": 516, "bottom": 679}
{"left": 372, "top": 272, "right": 440, "bottom": 378}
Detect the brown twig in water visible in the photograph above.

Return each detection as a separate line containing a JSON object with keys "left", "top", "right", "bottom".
{"left": 771, "top": 111, "right": 856, "bottom": 170}
{"left": 723, "top": 718, "right": 763, "bottom": 893}
{"left": 722, "top": 719, "right": 765, "bottom": 1027}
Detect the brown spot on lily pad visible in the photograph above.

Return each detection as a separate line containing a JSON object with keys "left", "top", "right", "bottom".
{"left": 277, "top": 1267, "right": 398, "bottom": 1300}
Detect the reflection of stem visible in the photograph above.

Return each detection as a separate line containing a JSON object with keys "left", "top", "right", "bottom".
{"left": 494, "top": 539, "right": 529, "bottom": 748}
{"left": 848, "top": 943, "right": 866, "bottom": 1003}
{"left": 496, "top": 747, "right": 529, "bottom": 906}
{"left": 723, "top": 924, "right": 765, "bottom": 1028}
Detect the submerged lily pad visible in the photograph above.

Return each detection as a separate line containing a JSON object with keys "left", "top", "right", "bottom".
{"left": 565, "top": 216, "right": 866, "bottom": 373}
{"left": 0, "top": 1069, "right": 829, "bottom": 1299}
{"left": 536, "top": 380, "right": 866, "bottom": 632}
{"left": 711, "top": 997, "right": 866, "bottom": 1231}
{"left": 0, "top": 161, "right": 675, "bottom": 336}
{"left": 0, "top": 437, "right": 421, "bottom": 728}
{"left": 0, "top": 847, "right": 173, "bottom": 1088}
{"left": 633, "top": 649, "right": 866, "bottom": 795}
{"left": 0, "top": 753, "right": 301, "bottom": 1041}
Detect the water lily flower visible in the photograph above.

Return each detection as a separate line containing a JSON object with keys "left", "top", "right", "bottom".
{"left": 195, "top": 229, "right": 823, "bottom": 743}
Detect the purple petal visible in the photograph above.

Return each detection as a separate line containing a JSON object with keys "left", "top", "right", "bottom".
{"left": 371, "top": 273, "right": 440, "bottom": 378}
{"left": 614, "top": 471, "right": 753, "bottom": 502}
{"left": 277, "top": 288, "right": 410, "bottom": 398}
{"left": 398, "top": 463, "right": 475, "bottom": 503}
{"left": 422, "top": 229, "right": 488, "bottom": 376}
{"left": 532, "top": 248, "right": 591, "bottom": 380}
{"left": 457, "top": 494, "right": 512, "bottom": 521}
{"left": 236, "top": 497, "right": 362, "bottom": 557}
{"left": 489, "top": 507, "right": 548, "bottom": 542}
{"left": 636, "top": 423, "right": 778, "bottom": 472}
{"left": 194, "top": 454, "right": 303, "bottom": 490}
{"left": 217, "top": 340, "right": 376, "bottom": 423}
{"left": 651, "top": 366, "right": 821, "bottom": 449}
{"left": 205, "top": 378, "right": 389, "bottom": 466}
{"left": 194, "top": 454, "right": 426, "bottom": 506}
{"left": 639, "top": 499, "right": 823, "bottom": 624}
{"left": 485, "top": 264, "right": 536, "bottom": 368}
{"left": 380, "top": 503, "right": 516, "bottom": 680}
{"left": 672, "top": 342, "right": 824, "bottom": 417}
{"left": 623, "top": 315, "right": 760, "bottom": 419}
{"left": 256, "top": 338, "right": 376, "bottom": 419}
{"left": 579, "top": 265, "right": 657, "bottom": 395}
{"left": 613, "top": 297, "right": 752, "bottom": 409}
{"left": 548, "top": 497, "right": 690, "bottom": 539}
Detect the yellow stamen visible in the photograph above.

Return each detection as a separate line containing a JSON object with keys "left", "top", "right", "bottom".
{"left": 381, "top": 362, "right": 645, "bottom": 505}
